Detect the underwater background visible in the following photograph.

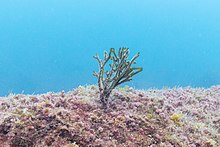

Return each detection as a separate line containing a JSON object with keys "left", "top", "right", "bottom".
{"left": 0, "top": 0, "right": 220, "bottom": 96}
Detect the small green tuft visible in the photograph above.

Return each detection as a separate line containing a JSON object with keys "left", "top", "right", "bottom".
{"left": 93, "top": 47, "right": 143, "bottom": 109}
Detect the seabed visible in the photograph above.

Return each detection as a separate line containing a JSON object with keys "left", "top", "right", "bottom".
{"left": 0, "top": 85, "right": 219, "bottom": 146}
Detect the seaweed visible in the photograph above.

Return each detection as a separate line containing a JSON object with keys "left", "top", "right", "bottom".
{"left": 93, "top": 47, "right": 143, "bottom": 109}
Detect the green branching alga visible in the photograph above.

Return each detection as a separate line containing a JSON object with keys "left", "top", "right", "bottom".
{"left": 93, "top": 47, "right": 143, "bottom": 109}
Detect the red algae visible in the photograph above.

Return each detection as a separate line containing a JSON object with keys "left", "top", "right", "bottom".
{"left": 0, "top": 85, "right": 219, "bottom": 146}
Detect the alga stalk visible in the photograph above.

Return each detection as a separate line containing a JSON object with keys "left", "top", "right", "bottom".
{"left": 93, "top": 47, "right": 143, "bottom": 109}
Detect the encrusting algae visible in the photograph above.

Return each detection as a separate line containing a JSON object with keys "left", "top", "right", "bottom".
{"left": 0, "top": 85, "right": 219, "bottom": 146}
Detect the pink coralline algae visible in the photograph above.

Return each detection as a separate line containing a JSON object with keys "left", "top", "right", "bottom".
{"left": 0, "top": 85, "right": 219, "bottom": 146}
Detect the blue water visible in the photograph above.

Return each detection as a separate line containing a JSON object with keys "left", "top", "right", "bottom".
{"left": 0, "top": 0, "right": 220, "bottom": 96}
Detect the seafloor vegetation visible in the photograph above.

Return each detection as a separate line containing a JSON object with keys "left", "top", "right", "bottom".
{"left": 0, "top": 85, "right": 219, "bottom": 147}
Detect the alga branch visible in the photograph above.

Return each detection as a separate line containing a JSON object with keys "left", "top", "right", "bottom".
{"left": 93, "top": 47, "right": 143, "bottom": 109}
